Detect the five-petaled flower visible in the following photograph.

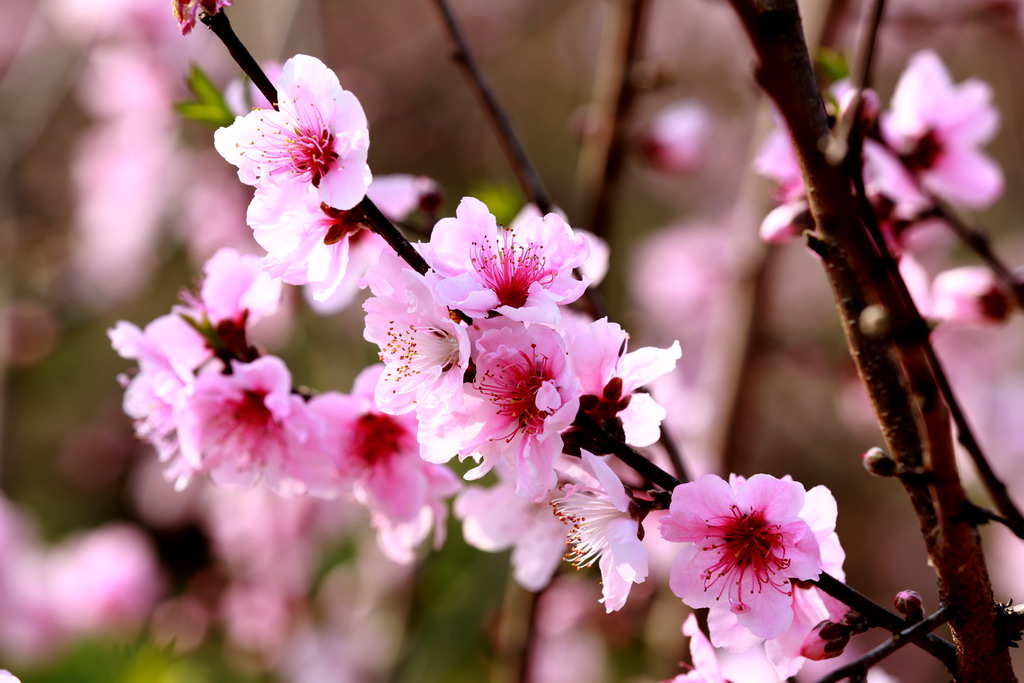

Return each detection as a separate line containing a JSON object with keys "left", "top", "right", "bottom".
{"left": 660, "top": 474, "right": 822, "bottom": 640}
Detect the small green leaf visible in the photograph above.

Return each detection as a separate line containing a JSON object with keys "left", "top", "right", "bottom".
{"left": 815, "top": 48, "right": 850, "bottom": 85}
{"left": 175, "top": 65, "right": 236, "bottom": 127}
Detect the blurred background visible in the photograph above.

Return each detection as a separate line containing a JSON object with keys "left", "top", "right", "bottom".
{"left": 3, "top": 0, "right": 1024, "bottom": 680}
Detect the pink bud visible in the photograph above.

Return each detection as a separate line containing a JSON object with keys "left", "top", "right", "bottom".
{"left": 638, "top": 100, "right": 708, "bottom": 174}
{"left": 799, "top": 619, "right": 851, "bottom": 661}
{"left": 759, "top": 199, "right": 811, "bottom": 244}
{"left": 894, "top": 590, "right": 924, "bottom": 621}
{"left": 862, "top": 447, "right": 896, "bottom": 477}
{"left": 931, "top": 267, "right": 1010, "bottom": 325}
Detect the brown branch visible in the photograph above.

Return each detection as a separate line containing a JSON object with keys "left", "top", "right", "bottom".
{"left": 429, "top": 0, "right": 553, "bottom": 214}
{"left": 573, "top": 0, "right": 650, "bottom": 240}
{"left": 201, "top": 11, "right": 278, "bottom": 107}
{"left": 725, "top": 0, "right": 1014, "bottom": 678}
{"left": 813, "top": 574, "right": 957, "bottom": 670}
{"left": 815, "top": 606, "right": 951, "bottom": 683}
{"left": 573, "top": 410, "right": 683, "bottom": 491}
{"left": 930, "top": 199, "right": 1024, "bottom": 307}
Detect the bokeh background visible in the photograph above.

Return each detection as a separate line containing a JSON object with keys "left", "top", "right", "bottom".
{"left": 3, "top": 0, "right": 1024, "bottom": 680}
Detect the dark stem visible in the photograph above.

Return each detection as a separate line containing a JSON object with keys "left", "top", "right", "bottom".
{"left": 357, "top": 197, "right": 431, "bottom": 275}
{"left": 573, "top": 410, "right": 683, "bottom": 491}
{"left": 429, "top": 0, "right": 553, "bottom": 214}
{"left": 813, "top": 573, "right": 957, "bottom": 671}
{"left": 574, "top": 0, "right": 650, "bottom": 239}
{"left": 815, "top": 607, "right": 950, "bottom": 683}
{"left": 929, "top": 199, "right": 1024, "bottom": 308}
{"left": 517, "top": 588, "right": 544, "bottom": 683}
{"left": 201, "top": 11, "right": 278, "bottom": 107}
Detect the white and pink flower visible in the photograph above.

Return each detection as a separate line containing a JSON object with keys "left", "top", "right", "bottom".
{"left": 552, "top": 452, "right": 648, "bottom": 612}
{"left": 215, "top": 54, "right": 371, "bottom": 211}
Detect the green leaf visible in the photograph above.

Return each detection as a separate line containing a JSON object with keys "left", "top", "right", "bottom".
{"left": 815, "top": 48, "right": 850, "bottom": 85}
{"left": 175, "top": 65, "right": 236, "bottom": 128}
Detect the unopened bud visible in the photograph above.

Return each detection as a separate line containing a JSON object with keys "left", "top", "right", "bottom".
{"left": 931, "top": 267, "right": 1011, "bottom": 326}
{"left": 799, "top": 619, "right": 851, "bottom": 661}
{"left": 859, "top": 304, "right": 890, "bottom": 337}
{"left": 862, "top": 447, "right": 896, "bottom": 477}
{"left": 894, "top": 590, "right": 924, "bottom": 621}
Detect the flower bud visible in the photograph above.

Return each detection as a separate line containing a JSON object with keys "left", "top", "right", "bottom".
{"left": 931, "top": 267, "right": 1011, "bottom": 326}
{"left": 862, "top": 447, "right": 897, "bottom": 477}
{"left": 894, "top": 590, "right": 924, "bottom": 621}
{"left": 799, "top": 619, "right": 851, "bottom": 661}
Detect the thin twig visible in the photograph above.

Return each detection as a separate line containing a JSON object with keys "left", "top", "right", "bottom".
{"left": 813, "top": 574, "right": 957, "bottom": 670}
{"left": 574, "top": 0, "right": 650, "bottom": 239}
{"left": 429, "top": 0, "right": 553, "bottom": 214}
{"left": 574, "top": 410, "right": 683, "bottom": 491}
{"left": 202, "top": 11, "right": 277, "bottom": 107}
{"left": 815, "top": 607, "right": 950, "bottom": 683}
{"left": 929, "top": 199, "right": 1024, "bottom": 307}
{"left": 828, "top": 0, "right": 884, "bottom": 160}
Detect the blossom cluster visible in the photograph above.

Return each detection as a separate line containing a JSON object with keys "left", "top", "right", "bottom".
{"left": 111, "top": 50, "right": 851, "bottom": 681}
{"left": 757, "top": 50, "right": 1011, "bottom": 327}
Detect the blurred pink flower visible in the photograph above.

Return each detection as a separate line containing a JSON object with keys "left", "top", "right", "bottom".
{"left": 367, "top": 174, "right": 442, "bottom": 220}
{"left": 309, "top": 365, "right": 460, "bottom": 563}
{"left": 47, "top": 524, "right": 164, "bottom": 635}
{"left": 215, "top": 54, "right": 371, "bottom": 211}
{"left": 930, "top": 266, "right": 1010, "bottom": 325}
{"left": 663, "top": 613, "right": 726, "bottom": 683}
{"left": 640, "top": 100, "right": 709, "bottom": 174}
{"left": 177, "top": 356, "right": 321, "bottom": 495}
{"left": 660, "top": 474, "right": 823, "bottom": 640}
{"left": 882, "top": 50, "right": 1003, "bottom": 209}
{"left": 0, "top": 671, "right": 19, "bottom": 683}
{"left": 455, "top": 465, "right": 567, "bottom": 591}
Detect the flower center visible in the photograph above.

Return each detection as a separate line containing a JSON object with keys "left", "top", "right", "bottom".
{"left": 470, "top": 230, "right": 554, "bottom": 309}
{"left": 476, "top": 345, "right": 554, "bottom": 440}
{"left": 552, "top": 488, "right": 623, "bottom": 569}
{"left": 700, "top": 505, "right": 791, "bottom": 611}
{"left": 352, "top": 412, "right": 407, "bottom": 465}
{"left": 251, "top": 109, "right": 339, "bottom": 187}
{"left": 381, "top": 323, "right": 461, "bottom": 385}
{"left": 233, "top": 390, "right": 272, "bottom": 426}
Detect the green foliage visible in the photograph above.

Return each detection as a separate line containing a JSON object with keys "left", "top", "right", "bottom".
{"left": 175, "top": 66, "right": 236, "bottom": 128}
{"left": 468, "top": 184, "right": 524, "bottom": 227}
{"left": 815, "top": 48, "right": 850, "bottom": 86}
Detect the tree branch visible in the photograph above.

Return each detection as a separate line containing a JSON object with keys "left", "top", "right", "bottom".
{"left": 725, "top": 0, "right": 1014, "bottom": 678}
{"left": 573, "top": 0, "right": 650, "bottom": 239}
{"left": 429, "top": 0, "right": 553, "bottom": 214}
{"left": 813, "top": 573, "right": 956, "bottom": 670}
{"left": 815, "top": 606, "right": 950, "bottom": 683}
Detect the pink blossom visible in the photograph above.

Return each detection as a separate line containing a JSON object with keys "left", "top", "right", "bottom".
{"left": 754, "top": 126, "right": 804, "bottom": 204}
{"left": 172, "top": 0, "right": 232, "bottom": 35}
{"left": 247, "top": 183, "right": 366, "bottom": 302}
{"left": 455, "top": 466, "right": 567, "bottom": 591}
{"left": 660, "top": 474, "right": 822, "bottom": 640}
{"left": 426, "top": 197, "right": 590, "bottom": 323}
{"left": 308, "top": 365, "right": 460, "bottom": 563}
{"left": 215, "top": 54, "right": 371, "bottom": 211}
{"left": 462, "top": 321, "right": 580, "bottom": 501}
{"left": 0, "top": 671, "right": 19, "bottom": 683}
{"left": 509, "top": 203, "right": 610, "bottom": 287}
{"left": 565, "top": 317, "right": 680, "bottom": 448}
{"left": 176, "top": 355, "right": 321, "bottom": 495}
{"left": 367, "top": 174, "right": 442, "bottom": 220}
{"left": 109, "top": 313, "right": 211, "bottom": 482}
{"left": 663, "top": 614, "right": 726, "bottom": 683}
{"left": 552, "top": 452, "right": 648, "bottom": 612}
{"left": 196, "top": 247, "right": 282, "bottom": 325}
{"left": 302, "top": 230, "right": 388, "bottom": 315}
{"left": 362, "top": 250, "right": 471, "bottom": 417}
{"left": 219, "top": 582, "right": 293, "bottom": 655}
{"left": 47, "top": 524, "right": 164, "bottom": 635}
{"left": 930, "top": 266, "right": 1010, "bottom": 325}
{"left": 640, "top": 100, "right": 709, "bottom": 174}
{"left": 882, "top": 50, "right": 1003, "bottom": 209}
